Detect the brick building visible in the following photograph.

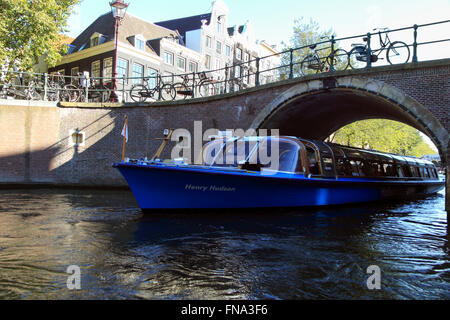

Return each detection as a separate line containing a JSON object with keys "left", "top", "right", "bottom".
{"left": 49, "top": 12, "right": 201, "bottom": 101}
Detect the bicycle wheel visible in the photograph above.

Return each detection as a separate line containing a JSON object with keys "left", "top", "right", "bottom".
{"left": 130, "top": 84, "right": 149, "bottom": 102}
{"left": 327, "top": 49, "right": 349, "bottom": 71}
{"left": 159, "top": 84, "right": 176, "bottom": 101}
{"left": 300, "top": 55, "right": 322, "bottom": 75}
{"left": 199, "top": 82, "right": 215, "bottom": 97}
{"left": 386, "top": 41, "right": 410, "bottom": 65}
{"left": 172, "top": 83, "right": 191, "bottom": 100}
{"left": 348, "top": 47, "right": 368, "bottom": 69}
{"left": 61, "top": 84, "right": 79, "bottom": 102}
{"left": 26, "top": 89, "right": 42, "bottom": 101}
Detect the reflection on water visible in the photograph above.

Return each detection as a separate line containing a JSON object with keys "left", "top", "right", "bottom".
{"left": 0, "top": 188, "right": 448, "bottom": 299}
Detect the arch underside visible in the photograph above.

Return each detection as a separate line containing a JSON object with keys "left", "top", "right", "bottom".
{"left": 258, "top": 88, "right": 445, "bottom": 158}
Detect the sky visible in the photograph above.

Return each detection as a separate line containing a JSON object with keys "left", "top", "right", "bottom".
{"left": 67, "top": 0, "right": 450, "bottom": 60}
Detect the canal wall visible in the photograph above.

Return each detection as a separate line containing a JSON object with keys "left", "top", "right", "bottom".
{"left": 0, "top": 93, "right": 264, "bottom": 187}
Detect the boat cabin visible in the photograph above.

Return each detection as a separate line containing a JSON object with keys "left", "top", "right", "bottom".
{"left": 201, "top": 136, "right": 439, "bottom": 180}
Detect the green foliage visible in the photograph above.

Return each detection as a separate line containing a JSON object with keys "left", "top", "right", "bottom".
{"left": 280, "top": 17, "right": 348, "bottom": 79}
{"left": 328, "top": 119, "right": 438, "bottom": 157}
{"left": 0, "top": 0, "right": 80, "bottom": 72}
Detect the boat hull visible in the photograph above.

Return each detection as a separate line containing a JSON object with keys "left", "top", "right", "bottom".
{"left": 113, "top": 163, "right": 445, "bottom": 210}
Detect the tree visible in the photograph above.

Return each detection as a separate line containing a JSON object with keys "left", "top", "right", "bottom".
{"left": 0, "top": 0, "right": 80, "bottom": 72}
{"left": 279, "top": 17, "right": 347, "bottom": 79}
{"left": 328, "top": 119, "right": 438, "bottom": 157}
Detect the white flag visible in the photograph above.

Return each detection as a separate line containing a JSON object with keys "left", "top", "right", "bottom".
{"left": 121, "top": 120, "right": 128, "bottom": 143}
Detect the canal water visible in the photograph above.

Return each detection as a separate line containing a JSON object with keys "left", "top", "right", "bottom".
{"left": 0, "top": 187, "right": 448, "bottom": 300}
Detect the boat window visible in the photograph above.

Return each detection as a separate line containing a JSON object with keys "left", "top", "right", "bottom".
{"left": 202, "top": 139, "right": 226, "bottom": 166}
{"left": 433, "top": 168, "right": 438, "bottom": 178}
{"left": 348, "top": 160, "right": 360, "bottom": 176}
{"left": 409, "top": 166, "right": 420, "bottom": 177}
{"left": 374, "top": 162, "right": 384, "bottom": 176}
{"left": 383, "top": 163, "right": 396, "bottom": 177}
{"left": 335, "top": 157, "right": 346, "bottom": 176}
{"left": 355, "top": 160, "right": 367, "bottom": 176}
{"left": 208, "top": 139, "right": 258, "bottom": 167}
{"left": 397, "top": 166, "right": 405, "bottom": 177}
{"left": 419, "top": 167, "right": 427, "bottom": 178}
{"left": 322, "top": 157, "right": 334, "bottom": 174}
{"left": 253, "top": 138, "right": 300, "bottom": 173}
{"left": 306, "top": 146, "right": 320, "bottom": 174}
{"left": 403, "top": 165, "right": 412, "bottom": 177}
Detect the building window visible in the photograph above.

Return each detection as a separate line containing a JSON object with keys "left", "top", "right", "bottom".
{"left": 217, "top": 21, "right": 222, "bottom": 33}
{"left": 215, "top": 58, "right": 221, "bottom": 70}
{"left": 236, "top": 48, "right": 242, "bottom": 60}
{"left": 206, "top": 36, "right": 212, "bottom": 48}
{"left": 244, "top": 53, "right": 250, "bottom": 62}
{"left": 117, "top": 58, "right": 128, "bottom": 81}
{"left": 147, "top": 68, "right": 157, "bottom": 89}
{"left": 103, "top": 57, "right": 113, "bottom": 84}
{"left": 177, "top": 57, "right": 186, "bottom": 71}
{"left": 164, "top": 51, "right": 174, "bottom": 65}
{"left": 91, "top": 60, "right": 100, "bottom": 79}
{"left": 188, "top": 62, "right": 198, "bottom": 73}
{"left": 136, "top": 38, "right": 145, "bottom": 51}
{"left": 132, "top": 62, "right": 144, "bottom": 84}
{"left": 226, "top": 45, "right": 231, "bottom": 57}
{"left": 90, "top": 37, "right": 99, "bottom": 47}
{"left": 216, "top": 41, "right": 222, "bottom": 54}
{"left": 235, "top": 65, "right": 241, "bottom": 78}
{"left": 205, "top": 55, "right": 211, "bottom": 69}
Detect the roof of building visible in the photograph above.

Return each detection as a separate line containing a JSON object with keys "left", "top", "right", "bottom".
{"left": 69, "top": 12, "right": 179, "bottom": 55}
{"left": 155, "top": 13, "right": 212, "bottom": 40}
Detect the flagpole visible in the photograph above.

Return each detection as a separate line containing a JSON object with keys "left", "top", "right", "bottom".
{"left": 121, "top": 115, "right": 128, "bottom": 161}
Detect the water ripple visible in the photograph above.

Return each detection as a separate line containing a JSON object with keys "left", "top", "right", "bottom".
{"left": 0, "top": 188, "right": 448, "bottom": 299}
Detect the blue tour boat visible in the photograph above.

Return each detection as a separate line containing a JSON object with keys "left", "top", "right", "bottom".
{"left": 113, "top": 135, "right": 444, "bottom": 211}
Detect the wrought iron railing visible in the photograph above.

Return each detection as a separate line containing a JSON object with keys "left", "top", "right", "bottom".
{"left": 1, "top": 20, "right": 449, "bottom": 103}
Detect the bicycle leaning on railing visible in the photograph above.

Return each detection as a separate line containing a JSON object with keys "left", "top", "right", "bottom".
{"left": 300, "top": 37, "right": 349, "bottom": 75}
{"left": 25, "top": 72, "right": 79, "bottom": 102}
{"left": 171, "top": 74, "right": 194, "bottom": 100}
{"left": 129, "top": 74, "right": 176, "bottom": 102}
{"left": 348, "top": 27, "right": 410, "bottom": 69}
{"left": 0, "top": 74, "right": 41, "bottom": 100}
{"left": 197, "top": 71, "right": 224, "bottom": 97}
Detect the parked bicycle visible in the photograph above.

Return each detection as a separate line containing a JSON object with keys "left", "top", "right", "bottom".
{"left": 45, "top": 72, "right": 79, "bottom": 102}
{"left": 0, "top": 74, "right": 41, "bottom": 100}
{"left": 129, "top": 74, "right": 175, "bottom": 102}
{"left": 348, "top": 28, "right": 410, "bottom": 69}
{"left": 197, "top": 71, "right": 223, "bottom": 97}
{"left": 300, "top": 37, "right": 349, "bottom": 75}
{"left": 172, "top": 74, "right": 194, "bottom": 100}
{"left": 76, "top": 76, "right": 112, "bottom": 103}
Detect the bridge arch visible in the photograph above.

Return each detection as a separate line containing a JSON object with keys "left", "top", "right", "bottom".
{"left": 250, "top": 76, "right": 449, "bottom": 161}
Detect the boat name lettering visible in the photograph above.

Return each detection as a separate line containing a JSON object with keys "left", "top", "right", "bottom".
{"left": 185, "top": 184, "right": 236, "bottom": 192}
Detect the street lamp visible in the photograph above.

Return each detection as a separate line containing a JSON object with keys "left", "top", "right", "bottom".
{"left": 109, "top": 0, "right": 129, "bottom": 102}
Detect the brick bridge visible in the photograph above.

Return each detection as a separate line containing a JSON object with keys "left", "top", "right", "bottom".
{"left": 0, "top": 59, "right": 449, "bottom": 210}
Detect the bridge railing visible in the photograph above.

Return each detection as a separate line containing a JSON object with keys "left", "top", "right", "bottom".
{"left": 1, "top": 20, "right": 449, "bottom": 103}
